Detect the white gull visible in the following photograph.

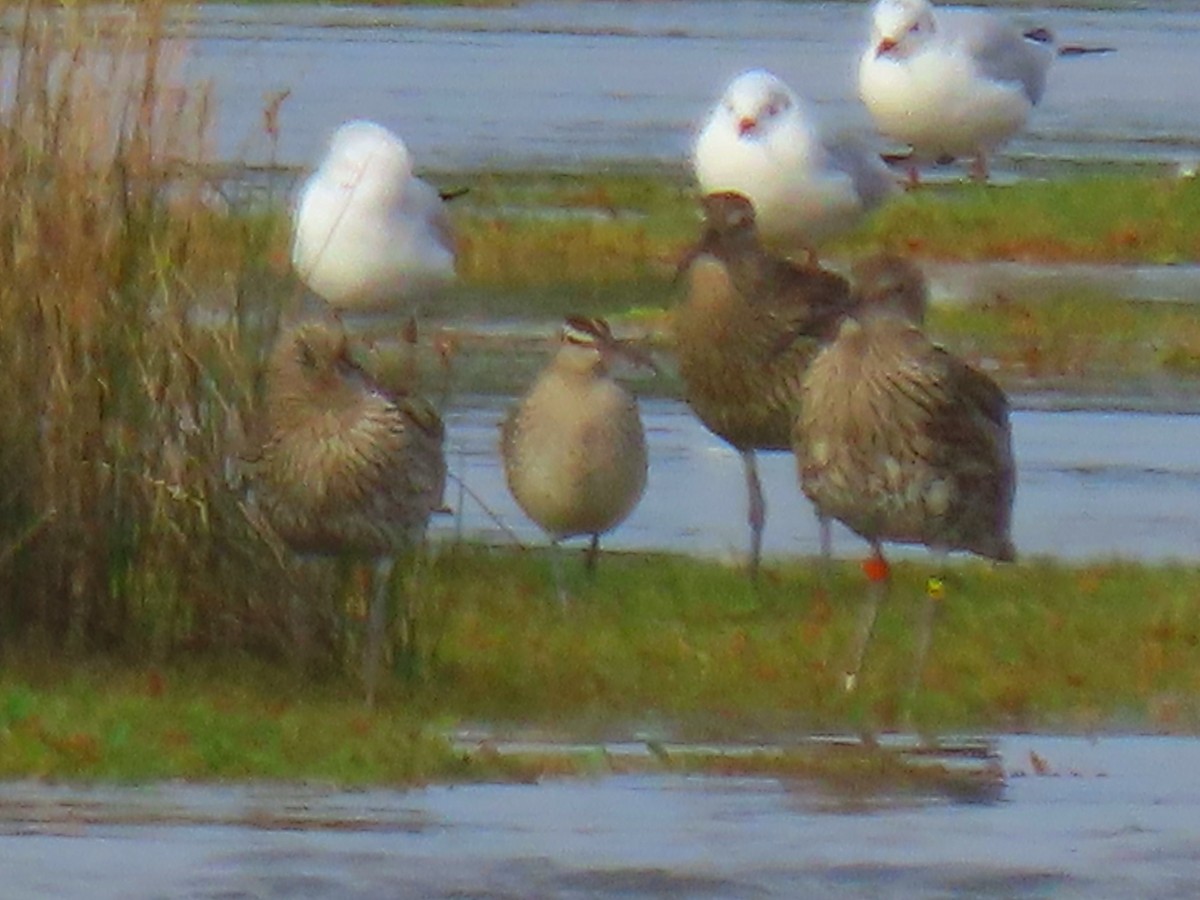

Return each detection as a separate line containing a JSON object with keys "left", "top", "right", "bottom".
{"left": 693, "top": 69, "right": 895, "bottom": 253}
{"left": 858, "top": 0, "right": 1056, "bottom": 182}
{"left": 292, "top": 120, "right": 456, "bottom": 315}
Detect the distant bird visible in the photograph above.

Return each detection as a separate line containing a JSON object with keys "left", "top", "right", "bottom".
{"left": 674, "top": 191, "right": 855, "bottom": 578}
{"left": 501, "top": 316, "right": 650, "bottom": 599}
{"left": 292, "top": 120, "right": 456, "bottom": 317}
{"left": 794, "top": 253, "right": 1015, "bottom": 702}
{"left": 859, "top": 0, "right": 1056, "bottom": 182}
{"left": 694, "top": 69, "right": 895, "bottom": 254}
{"left": 251, "top": 317, "right": 446, "bottom": 705}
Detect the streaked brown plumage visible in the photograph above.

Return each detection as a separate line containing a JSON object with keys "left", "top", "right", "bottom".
{"left": 501, "top": 316, "right": 648, "bottom": 590}
{"left": 256, "top": 319, "right": 446, "bottom": 554}
{"left": 673, "top": 191, "right": 854, "bottom": 576}
{"left": 794, "top": 253, "right": 1015, "bottom": 704}
{"left": 252, "top": 317, "right": 446, "bottom": 704}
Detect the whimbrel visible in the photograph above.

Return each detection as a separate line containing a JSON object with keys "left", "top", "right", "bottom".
{"left": 795, "top": 253, "right": 1015, "bottom": 707}
{"left": 501, "top": 316, "right": 649, "bottom": 599}
{"left": 251, "top": 317, "right": 446, "bottom": 705}
{"left": 694, "top": 69, "right": 894, "bottom": 253}
{"left": 292, "top": 120, "right": 456, "bottom": 317}
{"left": 673, "top": 191, "right": 855, "bottom": 578}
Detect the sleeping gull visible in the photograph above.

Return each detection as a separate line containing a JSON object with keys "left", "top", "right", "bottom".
{"left": 693, "top": 69, "right": 896, "bottom": 255}
{"left": 292, "top": 120, "right": 456, "bottom": 317}
{"left": 858, "top": 0, "right": 1056, "bottom": 183}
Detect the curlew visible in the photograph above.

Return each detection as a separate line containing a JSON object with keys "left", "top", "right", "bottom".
{"left": 794, "top": 253, "right": 1015, "bottom": 707}
{"left": 501, "top": 316, "right": 650, "bottom": 600}
{"left": 250, "top": 317, "right": 446, "bottom": 705}
{"left": 673, "top": 191, "right": 855, "bottom": 579}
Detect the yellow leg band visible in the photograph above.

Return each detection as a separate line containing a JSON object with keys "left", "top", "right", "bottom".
{"left": 926, "top": 576, "right": 945, "bottom": 601}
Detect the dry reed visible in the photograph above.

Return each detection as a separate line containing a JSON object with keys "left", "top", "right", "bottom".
{"left": 0, "top": 0, "right": 295, "bottom": 657}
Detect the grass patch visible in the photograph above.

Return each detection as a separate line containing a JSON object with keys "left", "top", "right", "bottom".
{"left": 439, "top": 168, "right": 1200, "bottom": 292}
{"left": 928, "top": 293, "right": 1200, "bottom": 387}
{"left": 845, "top": 175, "right": 1200, "bottom": 264}
{"left": 4, "top": 547, "right": 1200, "bottom": 784}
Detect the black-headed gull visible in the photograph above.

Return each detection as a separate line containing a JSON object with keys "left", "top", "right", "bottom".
{"left": 859, "top": 0, "right": 1056, "bottom": 183}
{"left": 693, "top": 69, "right": 895, "bottom": 253}
{"left": 292, "top": 120, "right": 456, "bottom": 315}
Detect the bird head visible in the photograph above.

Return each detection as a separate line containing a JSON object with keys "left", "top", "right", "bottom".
{"left": 268, "top": 319, "right": 372, "bottom": 419}
{"left": 701, "top": 191, "right": 757, "bottom": 235}
{"left": 320, "top": 120, "right": 414, "bottom": 199}
{"left": 559, "top": 315, "right": 658, "bottom": 376}
{"left": 870, "top": 0, "right": 936, "bottom": 58}
{"left": 851, "top": 253, "right": 929, "bottom": 325}
{"left": 719, "top": 70, "right": 797, "bottom": 139}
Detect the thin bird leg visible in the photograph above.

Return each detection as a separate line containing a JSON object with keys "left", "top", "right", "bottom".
{"left": 741, "top": 450, "right": 766, "bottom": 580}
{"left": 364, "top": 556, "right": 396, "bottom": 709}
{"left": 908, "top": 549, "right": 947, "bottom": 704}
{"left": 815, "top": 514, "right": 834, "bottom": 600}
{"left": 549, "top": 538, "right": 569, "bottom": 607}
{"left": 845, "top": 541, "right": 890, "bottom": 693}
{"left": 969, "top": 154, "right": 990, "bottom": 184}
{"left": 584, "top": 533, "right": 601, "bottom": 576}
{"left": 286, "top": 559, "right": 318, "bottom": 675}
{"left": 287, "top": 590, "right": 310, "bottom": 674}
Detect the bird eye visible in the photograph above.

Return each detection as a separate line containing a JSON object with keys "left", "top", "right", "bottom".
{"left": 909, "top": 21, "right": 921, "bottom": 33}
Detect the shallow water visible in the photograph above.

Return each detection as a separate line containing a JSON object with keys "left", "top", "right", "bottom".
{"left": 438, "top": 395, "right": 1200, "bottom": 564}
{"left": 3, "top": 735, "right": 1199, "bottom": 899}
{"left": 172, "top": 1, "right": 1200, "bottom": 174}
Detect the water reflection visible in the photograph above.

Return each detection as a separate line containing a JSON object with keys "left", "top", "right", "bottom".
{"left": 437, "top": 396, "right": 1200, "bottom": 563}
{"left": 3, "top": 736, "right": 1200, "bottom": 898}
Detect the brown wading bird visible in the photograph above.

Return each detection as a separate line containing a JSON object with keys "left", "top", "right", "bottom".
{"left": 794, "top": 254, "right": 1015, "bottom": 708}
{"left": 250, "top": 317, "right": 446, "bottom": 706}
{"left": 501, "top": 316, "right": 650, "bottom": 600}
{"left": 673, "top": 191, "right": 855, "bottom": 579}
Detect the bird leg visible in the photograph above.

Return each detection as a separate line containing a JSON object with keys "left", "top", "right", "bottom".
{"left": 969, "top": 154, "right": 990, "bottom": 184}
{"left": 584, "top": 532, "right": 601, "bottom": 576}
{"left": 815, "top": 514, "right": 834, "bottom": 601}
{"left": 364, "top": 556, "right": 396, "bottom": 709}
{"left": 908, "top": 551, "right": 947, "bottom": 705}
{"left": 741, "top": 450, "right": 765, "bottom": 581}
{"left": 549, "top": 538, "right": 569, "bottom": 607}
{"left": 286, "top": 559, "right": 321, "bottom": 676}
{"left": 845, "top": 542, "right": 889, "bottom": 693}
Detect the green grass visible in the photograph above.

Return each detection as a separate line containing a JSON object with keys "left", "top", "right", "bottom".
{"left": 438, "top": 168, "right": 1200, "bottom": 291}
{"left": 845, "top": 175, "right": 1200, "bottom": 264}
{"left": 4, "top": 547, "right": 1200, "bottom": 783}
{"left": 928, "top": 293, "right": 1200, "bottom": 387}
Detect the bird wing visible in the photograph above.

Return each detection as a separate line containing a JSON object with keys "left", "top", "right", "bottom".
{"left": 822, "top": 133, "right": 896, "bottom": 213}
{"left": 957, "top": 11, "right": 1052, "bottom": 105}
{"left": 759, "top": 259, "right": 855, "bottom": 348}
